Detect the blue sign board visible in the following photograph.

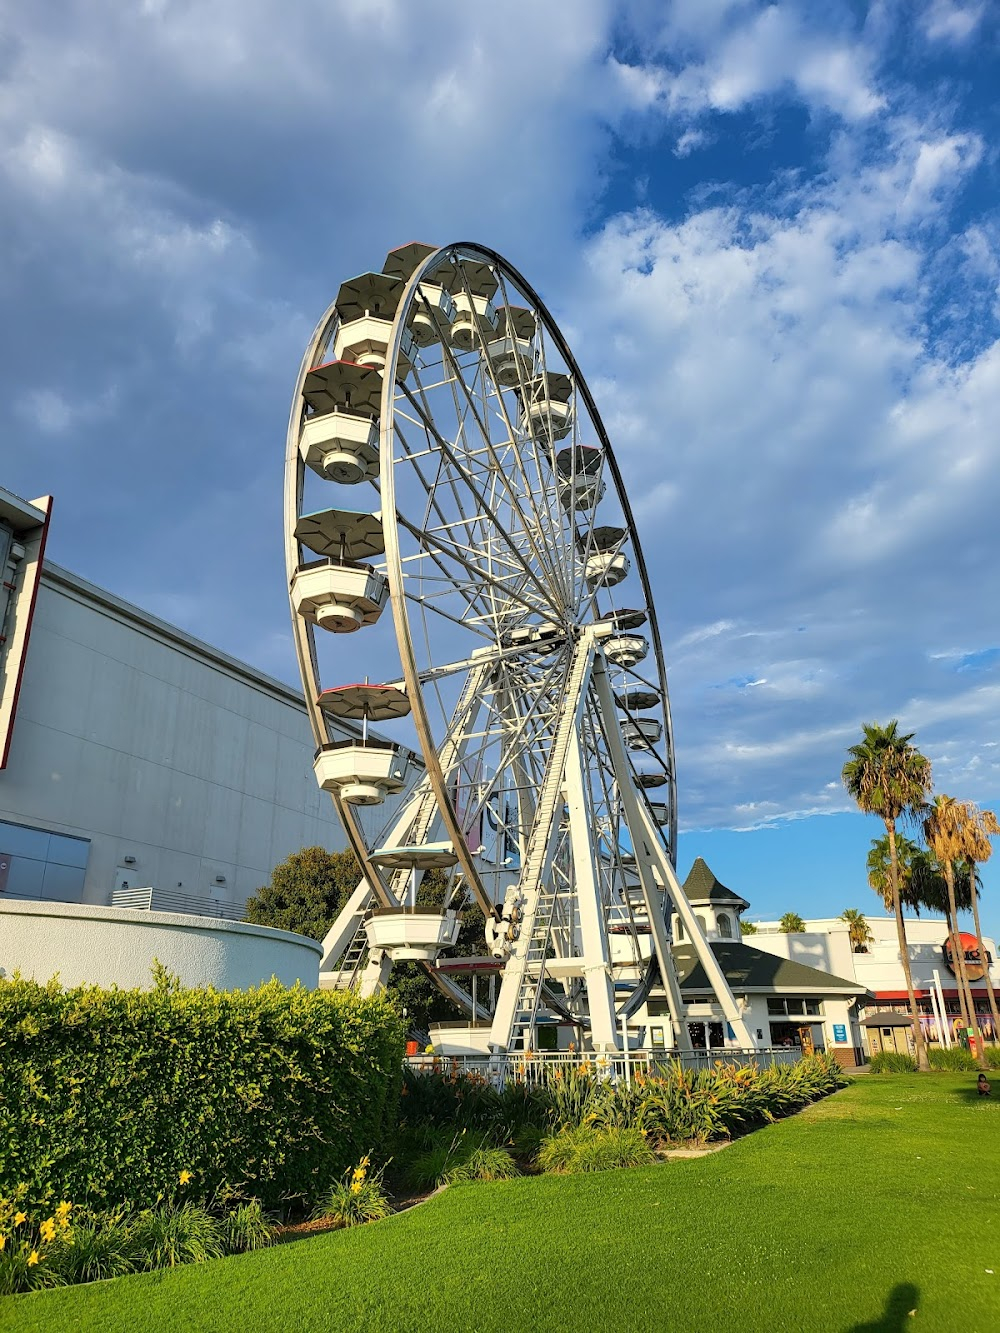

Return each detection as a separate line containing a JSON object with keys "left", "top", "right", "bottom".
{"left": 832, "top": 1024, "right": 847, "bottom": 1043}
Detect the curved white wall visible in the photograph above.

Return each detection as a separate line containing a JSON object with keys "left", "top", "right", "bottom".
{"left": 0, "top": 901, "right": 321, "bottom": 990}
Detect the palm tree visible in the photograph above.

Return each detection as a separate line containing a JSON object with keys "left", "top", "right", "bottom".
{"left": 952, "top": 801, "right": 1000, "bottom": 1047}
{"left": 780, "top": 912, "right": 806, "bottom": 933}
{"left": 840, "top": 908, "right": 874, "bottom": 953}
{"left": 843, "top": 721, "right": 932, "bottom": 1070}
{"left": 866, "top": 833, "right": 921, "bottom": 912}
{"left": 924, "top": 795, "right": 987, "bottom": 1069}
{"left": 910, "top": 849, "right": 974, "bottom": 1040}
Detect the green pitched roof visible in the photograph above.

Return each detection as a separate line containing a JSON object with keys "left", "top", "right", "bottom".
{"left": 682, "top": 857, "right": 750, "bottom": 910}
{"left": 672, "top": 940, "right": 866, "bottom": 995}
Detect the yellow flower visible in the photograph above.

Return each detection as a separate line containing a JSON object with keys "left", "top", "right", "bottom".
{"left": 27, "top": 1251, "right": 40, "bottom": 1267}
{"left": 178, "top": 1170, "right": 193, "bottom": 1186}
{"left": 56, "top": 1201, "right": 72, "bottom": 1219}
{"left": 349, "top": 1182, "right": 362, "bottom": 1196}
{"left": 0, "top": 1235, "right": 6, "bottom": 1252}
{"left": 40, "top": 1219, "right": 57, "bottom": 1243}
{"left": 14, "top": 1212, "right": 26, "bottom": 1226}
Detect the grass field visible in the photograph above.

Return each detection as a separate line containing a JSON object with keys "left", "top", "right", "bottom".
{"left": 3, "top": 1074, "right": 998, "bottom": 1332}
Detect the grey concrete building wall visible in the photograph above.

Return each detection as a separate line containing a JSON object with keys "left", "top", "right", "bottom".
{"left": 0, "top": 563, "right": 391, "bottom": 911}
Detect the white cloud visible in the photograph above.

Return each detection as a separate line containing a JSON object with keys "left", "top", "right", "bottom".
{"left": 921, "top": 1, "right": 984, "bottom": 44}
{"left": 2, "top": 0, "right": 998, "bottom": 850}
{"left": 619, "top": 2, "right": 885, "bottom": 122}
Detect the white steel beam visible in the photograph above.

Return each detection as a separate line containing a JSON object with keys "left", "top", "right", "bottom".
{"left": 489, "top": 637, "right": 596, "bottom": 1051}
{"left": 564, "top": 723, "right": 619, "bottom": 1050}
{"left": 592, "top": 654, "right": 755, "bottom": 1049}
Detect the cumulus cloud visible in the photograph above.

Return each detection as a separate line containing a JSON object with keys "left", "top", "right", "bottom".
{"left": 1, "top": 0, "right": 998, "bottom": 856}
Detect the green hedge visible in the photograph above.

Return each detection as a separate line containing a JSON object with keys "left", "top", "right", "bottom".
{"left": 0, "top": 975, "right": 405, "bottom": 1212}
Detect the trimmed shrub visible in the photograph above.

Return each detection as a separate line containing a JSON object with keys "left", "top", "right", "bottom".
{"left": 986, "top": 1047, "right": 1000, "bottom": 1071}
{"left": 0, "top": 975, "right": 405, "bottom": 1212}
{"left": 869, "top": 1051, "right": 918, "bottom": 1073}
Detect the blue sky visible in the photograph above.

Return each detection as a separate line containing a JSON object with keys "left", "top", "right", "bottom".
{"left": 3, "top": 0, "right": 999, "bottom": 935}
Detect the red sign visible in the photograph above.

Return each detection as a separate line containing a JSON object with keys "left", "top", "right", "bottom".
{"left": 944, "top": 932, "right": 989, "bottom": 982}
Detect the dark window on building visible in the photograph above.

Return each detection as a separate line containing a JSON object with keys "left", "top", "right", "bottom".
{"left": 0, "top": 819, "right": 89, "bottom": 903}
{"left": 768, "top": 997, "right": 824, "bottom": 1017}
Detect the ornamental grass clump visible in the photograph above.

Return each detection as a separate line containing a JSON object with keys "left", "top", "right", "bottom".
{"left": 311, "top": 1156, "right": 392, "bottom": 1228}
{"left": 51, "top": 1212, "right": 138, "bottom": 1285}
{"left": 0, "top": 1185, "right": 277, "bottom": 1293}
{"left": 538, "top": 1126, "right": 654, "bottom": 1174}
{"left": 443, "top": 1146, "right": 519, "bottom": 1184}
{"left": 128, "top": 1202, "right": 226, "bottom": 1270}
{"left": 221, "top": 1200, "right": 274, "bottom": 1254}
{"left": 929, "top": 1047, "right": 975, "bottom": 1071}
{"left": 869, "top": 1051, "right": 918, "bottom": 1073}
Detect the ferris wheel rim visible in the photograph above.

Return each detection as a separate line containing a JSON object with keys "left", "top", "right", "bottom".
{"left": 376, "top": 240, "right": 678, "bottom": 869}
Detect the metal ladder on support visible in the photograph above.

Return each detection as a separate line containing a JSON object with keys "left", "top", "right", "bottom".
{"left": 509, "top": 880, "right": 562, "bottom": 1052}
{"left": 330, "top": 912, "right": 371, "bottom": 989}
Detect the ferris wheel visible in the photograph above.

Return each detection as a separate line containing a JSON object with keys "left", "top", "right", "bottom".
{"left": 284, "top": 241, "right": 753, "bottom": 1054}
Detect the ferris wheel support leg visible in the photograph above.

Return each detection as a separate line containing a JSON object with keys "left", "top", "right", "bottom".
{"left": 565, "top": 726, "right": 619, "bottom": 1051}
{"left": 359, "top": 949, "right": 393, "bottom": 997}
{"left": 488, "top": 640, "right": 597, "bottom": 1053}
{"left": 319, "top": 879, "right": 377, "bottom": 972}
{"left": 590, "top": 657, "right": 691, "bottom": 1051}
{"left": 592, "top": 656, "right": 756, "bottom": 1050}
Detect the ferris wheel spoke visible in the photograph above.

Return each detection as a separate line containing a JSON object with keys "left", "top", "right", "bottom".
{"left": 445, "top": 267, "right": 574, "bottom": 605}
{"left": 395, "top": 380, "right": 565, "bottom": 618}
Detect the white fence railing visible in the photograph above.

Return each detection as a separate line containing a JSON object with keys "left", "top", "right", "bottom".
{"left": 110, "top": 887, "right": 245, "bottom": 922}
{"left": 406, "top": 1046, "right": 805, "bottom": 1086}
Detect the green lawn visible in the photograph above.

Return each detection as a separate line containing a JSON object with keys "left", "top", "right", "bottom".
{"left": 3, "top": 1075, "right": 998, "bottom": 1332}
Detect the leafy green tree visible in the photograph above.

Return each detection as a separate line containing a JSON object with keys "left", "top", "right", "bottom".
{"left": 740, "top": 920, "right": 759, "bottom": 936}
{"left": 839, "top": 908, "right": 873, "bottom": 953}
{"left": 244, "top": 846, "right": 360, "bottom": 939}
{"left": 779, "top": 912, "right": 806, "bottom": 934}
{"left": 843, "top": 720, "right": 932, "bottom": 1071}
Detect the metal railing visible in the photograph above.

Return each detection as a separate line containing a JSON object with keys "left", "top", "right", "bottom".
{"left": 110, "top": 887, "right": 245, "bottom": 922}
{"left": 406, "top": 1045, "right": 807, "bottom": 1086}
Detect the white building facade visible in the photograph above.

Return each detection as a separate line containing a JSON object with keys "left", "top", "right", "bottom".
{"left": 750, "top": 914, "right": 1000, "bottom": 1052}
